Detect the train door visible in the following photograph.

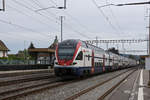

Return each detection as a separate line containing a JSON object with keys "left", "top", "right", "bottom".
{"left": 83, "top": 50, "right": 89, "bottom": 67}
{"left": 91, "top": 50, "right": 94, "bottom": 74}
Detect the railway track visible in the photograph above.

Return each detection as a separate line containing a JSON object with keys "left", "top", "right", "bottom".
{"left": 0, "top": 78, "right": 62, "bottom": 100}
{"left": 0, "top": 77, "right": 76, "bottom": 100}
{"left": 0, "top": 69, "right": 53, "bottom": 78}
{"left": 0, "top": 73, "right": 55, "bottom": 87}
{"left": 0, "top": 68, "right": 136, "bottom": 100}
{"left": 65, "top": 68, "right": 137, "bottom": 100}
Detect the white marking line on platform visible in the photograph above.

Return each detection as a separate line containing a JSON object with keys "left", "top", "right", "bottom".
{"left": 138, "top": 69, "right": 144, "bottom": 100}
{"left": 129, "top": 70, "right": 140, "bottom": 100}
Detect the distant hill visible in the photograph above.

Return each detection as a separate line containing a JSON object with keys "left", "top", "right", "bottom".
{"left": 119, "top": 54, "right": 140, "bottom": 60}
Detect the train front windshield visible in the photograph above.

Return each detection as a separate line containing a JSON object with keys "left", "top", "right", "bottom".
{"left": 57, "top": 40, "right": 78, "bottom": 60}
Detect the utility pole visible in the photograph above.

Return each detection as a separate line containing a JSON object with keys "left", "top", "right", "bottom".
{"left": 148, "top": 8, "right": 150, "bottom": 86}
{"left": 116, "top": 44, "right": 119, "bottom": 51}
{"left": 64, "top": 0, "right": 66, "bottom": 9}
{"left": 147, "top": 36, "right": 149, "bottom": 55}
{"left": 96, "top": 36, "right": 98, "bottom": 47}
{"left": 122, "top": 42, "right": 125, "bottom": 54}
{"left": 0, "top": 0, "right": 5, "bottom": 11}
{"left": 60, "top": 16, "right": 64, "bottom": 42}
{"left": 59, "top": 0, "right": 66, "bottom": 42}
{"left": 149, "top": 10, "right": 150, "bottom": 55}
{"left": 57, "top": 0, "right": 67, "bottom": 9}
{"left": 106, "top": 42, "right": 108, "bottom": 50}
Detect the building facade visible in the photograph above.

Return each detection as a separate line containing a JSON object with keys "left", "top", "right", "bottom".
{"left": 0, "top": 40, "right": 9, "bottom": 57}
{"left": 28, "top": 36, "right": 58, "bottom": 66}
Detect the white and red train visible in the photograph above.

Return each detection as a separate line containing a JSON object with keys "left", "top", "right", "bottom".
{"left": 54, "top": 39, "right": 137, "bottom": 77}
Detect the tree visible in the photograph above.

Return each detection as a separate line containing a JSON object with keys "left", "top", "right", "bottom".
{"left": 28, "top": 42, "right": 35, "bottom": 49}
{"left": 128, "top": 55, "right": 135, "bottom": 59}
{"left": 108, "top": 47, "right": 119, "bottom": 55}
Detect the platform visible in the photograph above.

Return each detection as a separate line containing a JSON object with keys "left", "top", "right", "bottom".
{"left": 0, "top": 69, "right": 53, "bottom": 77}
{"left": 105, "top": 69, "right": 150, "bottom": 100}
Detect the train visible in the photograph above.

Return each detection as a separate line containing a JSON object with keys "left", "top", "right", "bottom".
{"left": 54, "top": 39, "right": 137, "bottom": 77}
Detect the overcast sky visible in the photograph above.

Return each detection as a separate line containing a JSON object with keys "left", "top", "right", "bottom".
{"left": 0, "top": 0, "right": 149, "bottom": 55}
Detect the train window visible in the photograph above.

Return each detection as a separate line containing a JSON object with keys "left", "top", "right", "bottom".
{"left": 109, "top": 59, "right": 112, "bottom": 62}
{"left": 98, "top": 63, "right": 101, "bottom": 67}
{"left": 95, "top": 62, "right": 100, "bottom": 67}
{"left": 81, "top": 42, "right": 87, "bottom": 48}
{"left": 100, "top": 63, "right": 102, "bottom": 66}
{"left": 86, "top": 43, "right": 88, "bottom": 48}
{"left": 76, "top": 51, "right": 83, "bottom": 60}
{"left": 95, "top": 62, "right": 97, "bottom": 67}
{"left": 97, "top": 63, "right": 99, "bottom": 67}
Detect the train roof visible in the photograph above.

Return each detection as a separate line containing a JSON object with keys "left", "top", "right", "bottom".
{"left": 59, "top": 39, "right": 79, "bottom": 44}
{"left": 59, "top": 39, "right": 137, "bottom": 61}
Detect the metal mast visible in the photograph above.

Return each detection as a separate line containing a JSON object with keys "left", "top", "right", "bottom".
{"left": 60, "top": 16, "right": 64, "bottom": 42}
{"left": 0, "top": 0, "right": 5, "bottom": 11}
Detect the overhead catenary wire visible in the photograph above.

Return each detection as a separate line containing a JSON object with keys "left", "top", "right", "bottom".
{"left": 12, "top": 0, "right": 94, "bottom": 39}
{"left": 48, "top": 0, "right": 58, "bottom": 6}
{"left": 30, "top": 0, "right": 85, "bottom": 39}
{"left": 105, "top": 0, "right": 125, "bottom": 34}
{"left": 91, "top": 0, "right": 121, "bottom": 34}
{"left": 12, "top": 0, "right": 59, "bottom": 25}
{"left": 21, "top": 0, "right": 38, "bottom": 9}
{"left": 7, "top": 4, "right": 58, "bottom": 31}
{"left": 64, "top": 22, "right": 92, "bottom": 39}
{"left": 32, "top": 0, "right": 95, "bottom": 39}
{"left": 64, "top": 11, "right": 94, "bottom": 36}
{"left": 31, "top": 0, "right": 92, "bottom": 39}
{"left": 0, "top": 19, "right": 48, "bottom": 39}
{"left": 30, "top": 0, "right": 93, "bottom": 39}
{"left": 0, "top": 31, "right": 48, "bottom": 42}
{"left": 12, "top": 0, "right": 63, "bottom": 38}
{"left": 26, "top": 0, "right": 59, "bottom": 21}
{"left": 31, "top": 0, "right": 57, "bottom": 17}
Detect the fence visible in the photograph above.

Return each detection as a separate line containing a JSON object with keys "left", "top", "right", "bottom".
{"left": 0, "top": 59, "right": 53, "bottom": 71}
{"left": 0, "top": 59, "right": 35, "bottom": 65}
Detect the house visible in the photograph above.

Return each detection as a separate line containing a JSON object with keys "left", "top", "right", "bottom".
{"left": 0, "top": 40, "right": 9, "bottom": 57}
{"left": 28, "top": 36, "right": 58, "bottom": 65}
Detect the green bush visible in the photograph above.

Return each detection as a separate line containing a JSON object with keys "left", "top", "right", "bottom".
{"left": 0, "top": 57, "right": 8, "bottom": 60}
